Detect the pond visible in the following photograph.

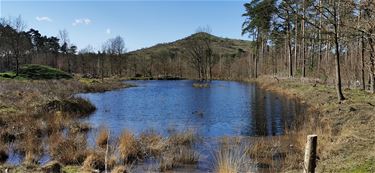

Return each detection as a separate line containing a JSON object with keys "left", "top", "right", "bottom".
{"left": 76, "top": 80, "right": 306, "bottom": 172}
{"left": 79, "top": 80, "right": 303, "bottom": 139}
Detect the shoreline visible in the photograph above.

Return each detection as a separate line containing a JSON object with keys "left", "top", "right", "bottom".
{"left": 249, "top": 75, "right": 375, "bottom": 172}
{"left": 0, "top": 77, "right": 374, "bottom": 172}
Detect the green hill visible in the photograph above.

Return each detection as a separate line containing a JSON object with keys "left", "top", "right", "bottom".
{"left": 126, "top": 32, "right": 252, "bottom": 60}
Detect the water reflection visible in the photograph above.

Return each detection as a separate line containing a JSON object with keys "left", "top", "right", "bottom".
{"left": 79, "top": 80, "right": 303, "bottom": 138}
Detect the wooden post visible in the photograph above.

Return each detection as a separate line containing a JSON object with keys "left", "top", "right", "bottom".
{"left": 304, "top": 134, "right": 317, "bottom": 173}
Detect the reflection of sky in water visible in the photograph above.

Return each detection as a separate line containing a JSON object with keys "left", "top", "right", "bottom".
{"left": 7, "top": 80, "right": 305, "bottom": 169}
{"left": 79, "top": 80, "right": 303, "bottom": 138}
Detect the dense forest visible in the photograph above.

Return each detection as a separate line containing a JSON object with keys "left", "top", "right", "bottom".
{"left": 1, "top": 0, "right": 375, "bottom": 99}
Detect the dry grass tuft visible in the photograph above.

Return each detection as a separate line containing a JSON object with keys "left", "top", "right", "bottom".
{"left": 118, "top": 130, "right": 139, "bottom": 163}
{"left": 173, "top": 146, "right": 199, "bottom": 164}
{"left": 82, "top": 152, "right": 106, "bottom": 172}
{"left": 111, "top": 165, "right": 132, "bottom": 173}
{"left": 139, "top": 131, "right": 165, "bottom": 157}
{"left": 49, "top": 132, "right": 88, "bottom": 165}
{"left": 214, "top": 142, "right": 251, "bottom": 173}
{"left": 167, "top": 129, "right": 197, "bottom": 146}
{"left": 96, "top": 127, "right": 110, "bottom": 149}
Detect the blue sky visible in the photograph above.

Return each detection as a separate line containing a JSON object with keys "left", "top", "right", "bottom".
{"left": 1, "top": 0, "right": 249, "bottom": 51}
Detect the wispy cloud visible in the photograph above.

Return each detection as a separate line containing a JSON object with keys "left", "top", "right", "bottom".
{"left": 36, "top": 16, "right": 52, "bottom": 22}
{"left": 106, "top": 28, "right": 111, "bottom": 34}
{"left": 72, "top": 18, "right": 91, "bottom": 26}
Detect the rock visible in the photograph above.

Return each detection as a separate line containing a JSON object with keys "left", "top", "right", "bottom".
{"left": 42, "top": 161, "right": 62, "bottom": 173}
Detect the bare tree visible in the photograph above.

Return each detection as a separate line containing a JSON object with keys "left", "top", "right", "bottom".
{"left": 184, "top": 27, "right": 214, "bottom": 80}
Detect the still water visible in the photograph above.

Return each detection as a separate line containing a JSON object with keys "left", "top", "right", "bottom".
{"left": 80, "top": 80, "right": 303, "bottom": 138}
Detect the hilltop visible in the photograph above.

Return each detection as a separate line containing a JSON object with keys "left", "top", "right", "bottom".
{"left": 126, "top": 32, "right": 252, "bottom": 61}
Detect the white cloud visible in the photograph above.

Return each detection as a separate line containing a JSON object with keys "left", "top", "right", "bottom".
{"left": 106, "top": 28, "right": 111, "bottom": 34}
{"left": 72, "top": 18, "right": 91, "bottom": 26}
{"left": 36, "top": 16, "right": 52, "bottom": 22}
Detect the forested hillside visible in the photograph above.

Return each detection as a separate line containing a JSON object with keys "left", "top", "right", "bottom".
{"left": 1, "top": 0, "right": 375, "bottom": 97}
{"left": 0, "top": 19, "right": 252, "bottom": 80}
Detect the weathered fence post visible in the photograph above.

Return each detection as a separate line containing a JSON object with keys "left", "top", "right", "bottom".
{"left": 303, "top": 134, "right": 317, "bottom": 173}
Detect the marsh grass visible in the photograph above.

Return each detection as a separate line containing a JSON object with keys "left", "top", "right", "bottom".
{"left": 82, "top": 151, "right": 107, "bottom": 172}
{"left": 214, "top": 138, "right": 253, "bottom": 173}
{"left": 48, "top": 132, "right": 88, "bottom": 165}
{"left": 111, "top": 165, "right": 131, "bottom": 173}
{"left": 118, "top": 130, "right": 140, "bottom": 163}
{"left": 96, "top": 126, "right": 110, "bottom": 149}
{"left": 192, "top": 83, "right": 210, "bottom": 88}
{"left": 0, "top": 77, "right": 129, "bottom": 167}
{"left": 41, "top": 97, "right": 96, "bottom": 117}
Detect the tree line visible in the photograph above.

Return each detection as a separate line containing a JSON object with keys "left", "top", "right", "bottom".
{"left": 0, "top": 17, "right": 252, "bottom": 81}
{"left": 242, "top": 0, "right": 375, "bottom": 100}
{"left": 4, "top": 0, "right": 375, "bottom": 101}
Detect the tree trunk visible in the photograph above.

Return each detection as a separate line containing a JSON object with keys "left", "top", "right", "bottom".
{"left": 361, "top": 36, "right": 366, "bottom": 90}
{"left": 287, "top": 13, "right": 293, "bottom": 77}
{"left": 294, "top": 13, "right": 298, "bottom": 76}
{"left": 302, "top": 0, "right": 306, "bottom": 77}
{"left": 15, "top": 55, "right": 20, "bottom": 76}
{"left": 333, "top": 1, "right": 345, "bottom": 101}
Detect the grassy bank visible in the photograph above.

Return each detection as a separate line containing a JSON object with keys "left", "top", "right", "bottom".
{"left": 251, "top": 76, "right": 375, "bottom": 173}
{"left": 0, "top": 78, "right": 130, "bottom": 117}
{"left": 0, "top": 74, "right": 133, "bottom": 172}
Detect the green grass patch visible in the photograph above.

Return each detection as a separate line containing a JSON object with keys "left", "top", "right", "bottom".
{"left": 79, "top": 78, "right": 101, "bottom": 85}
{"left": 18, "top": 64, "right": 72, "bottom": 80}
{"left": 0, "top": 105, "right": 17, "bottom": 114}
{"left": 0, "top": 72, "right": 16, "bottom": 78}
{"left": 1, "top": 64, "right": 72, "bottom": 80}
{"left": 346, "top": 158, "right": 375, "bottom": 173}
{"left": 62, "top": 166, "right": 80, "bottom": 173}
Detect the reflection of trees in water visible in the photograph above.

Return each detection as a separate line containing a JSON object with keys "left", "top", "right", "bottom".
{"left": 246, "top": 85, "right": 303, "bottom": 137}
